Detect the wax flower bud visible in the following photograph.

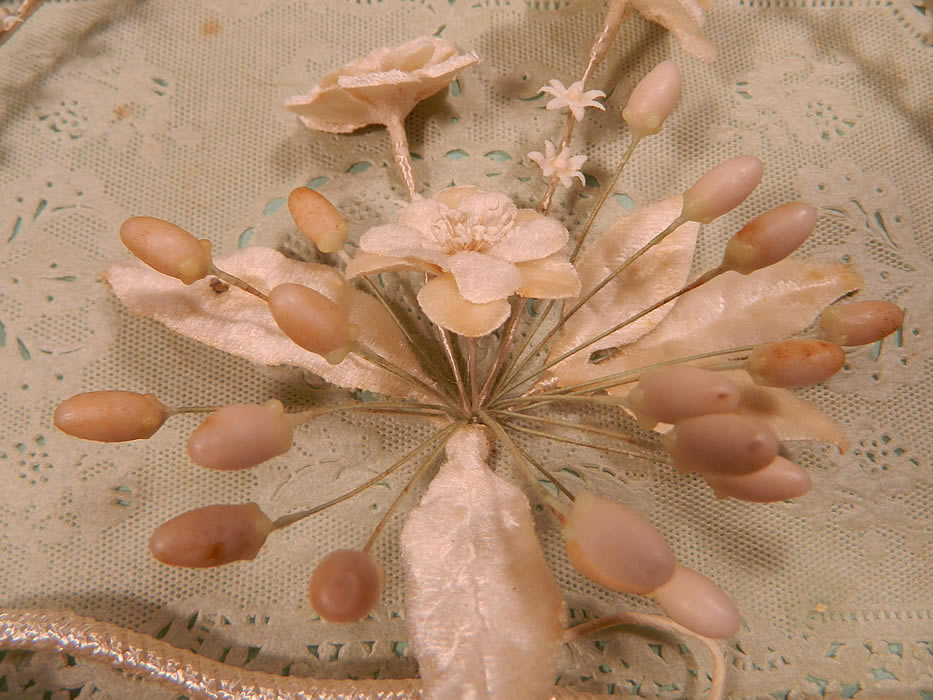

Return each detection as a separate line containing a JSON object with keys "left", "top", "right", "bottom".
{"left": 149, "top": 503, "right": 273, "bottom": 568}
{"left": 621, "top": 61, "right": 681, "bottom": 139}
{"left": 746, "top": 339, "right": 845, "bottom": 388}
{"left": 819, "top": 300, "right": 904, "bottom": 346}
{"left": 187, "top": 400, "right": 294, "bottom": 470}
{"left": 664, "top": 413, "right": 778, "bottom": 476}
{"left": 119, "top": 216, "right": 212, "bottom": 285}
{"left": 268, "top": 283, "right": 357, "bottom": 364}
{"left": 681, "top": 156, "right": 763, "bottom": 224}
{"left": 563, "top": 491, "right": 675, "bottom": 594}
{"left": 705, "top": 456, "right": 812, "bottom": 503}
{"left": 721, "top": 202, "right": 818, "bottom": 274}
{"left": 54, "top": 390, "right": 168, "bottom": 442}
{"left": 287, "top": 186, "right": 349, "bottom": 254}
{"left": 626, "top": 366, "right": 739, "bottom": 429}
{"left": 309, "top": 549, "right": 383, "bottom": 623}
{"left": 652, "top": 565, "right": 741, "bottom": 639}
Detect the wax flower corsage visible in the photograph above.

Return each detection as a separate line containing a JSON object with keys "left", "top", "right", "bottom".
{"left": 53, "top": 4, "right": 904, "bottom": 700}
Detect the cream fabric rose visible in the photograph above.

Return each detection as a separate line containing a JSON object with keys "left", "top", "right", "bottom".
{"left": 346, "top": 186, "right": 581, "bottom": 337}
{"left": 286, "top": 37, "right": 479, "bottom": 134}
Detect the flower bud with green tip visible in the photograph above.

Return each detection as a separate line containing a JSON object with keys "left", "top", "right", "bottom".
{"left": 288, "top": 186, "right": 349, "bottom": 254}
{"left": 119, "top": 216, "right": 212, "bottom": 285}
{"left": 621, "top": 61, "right": 681, "bottom": 139}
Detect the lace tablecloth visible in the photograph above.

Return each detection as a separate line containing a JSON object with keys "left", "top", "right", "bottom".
{"left": 0, "top": 0, "right": 930, "bottom": 697}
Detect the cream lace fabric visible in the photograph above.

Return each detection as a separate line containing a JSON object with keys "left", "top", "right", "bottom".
{"left": 0, "top": 0, "right": 930, "bottom": 697}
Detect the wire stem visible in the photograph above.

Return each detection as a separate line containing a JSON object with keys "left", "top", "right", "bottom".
{"left": 497, "top": 216, "right": 688, "bottom": 397}
{"left": 439, "top": 328, "right": 470, "bottom": 414}
{"left": 501, "top": 421, "right": 670, "bottom": 465}
{"left": 362, "top": 425, "right": 460, "bottom": 552}
{"left": 490, "top": 409, "right": 650, "bottom": 450}
{"left": 271, "top": 422, "right": 458, "bottom": 531}
{"left": 565, "top": 612, "right": 725, "bottom": 700}
{"left": 477, "top": 410, "right": 573, "bottom": 508}
{"left": 385, "top": 115, "right": 416, "bottom": 201}
{"left": 352, "top": 343, "right": 454, "bottom": 409}
{"left": 478, "top": 297, "right": 523, "bottom": 406}
{"left": 209, "top": 265, "right": 268, "bottom": 301}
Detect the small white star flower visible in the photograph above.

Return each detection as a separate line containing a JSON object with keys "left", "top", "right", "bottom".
{"left": 538, "top": 79, "right": 606, "bottom": 120}
{"left": 528, "top": 140, "right": 588, "bottom": 188}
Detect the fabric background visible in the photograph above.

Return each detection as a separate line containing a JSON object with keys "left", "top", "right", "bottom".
{"left": 0, "top": 0, "right": 930, "bottom": 697}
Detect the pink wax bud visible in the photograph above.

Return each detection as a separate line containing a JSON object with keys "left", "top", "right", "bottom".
{"left": 705, "top": 456, "right": 812, "bottom": 503}
{"left": 54, "top": 390, "right": 168, "bottom": 442}
{"left": 563, "top": 491, "right": 676, "bottom": 594}
{"left": 187, "top": 400, "right": 294, "bottom": 470}
{"left": 746, "top": 339, "right": 845, "bottom": 387}
{"left": 268, "top": 283, "right": 355, "bottom": 364}
{"left": 288, "top": 187, "right": 349, "bottom": 254}
{"left": 622, "top": 61, "right": 682, "bottom": 139}
{"left": 119, "top": 216, "right": 212, "bottom": 285}
{"left": 721, "top": 202, "right": 818, "bottom": 274}
{"left": 653, "top": 565, "right": 741, "bottom": 639}
{"left": 664, "top": 413, "right": 779, "bottom": 476}
{"left": 626, "top": 366, "right": 740, "bottom": 429}
{"left": 149, "top": 503, "right": 273, "bottom": 568}
{"left": 819, "top": 301, "right": 905, "bottom": 346}
{"left": 681, "top": 156, "right": 763, "bottom": 224}
{"left": 309, "top": 550, "right": 383, "bottom": 623}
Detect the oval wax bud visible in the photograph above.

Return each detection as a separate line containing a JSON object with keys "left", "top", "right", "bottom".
{"left": 721, "top": 202, "right": 818, "bottom": 274}
{"left": 268, "top": 283, "right": 354, "bottom": 364}
{"left": 54, "top": 390, "right": 168, "bottom": 442}
{"left": 621, "top": 61, "right": 681, "bottom": 139}
{"left": 705, "top": 456, "right": 811, "bottom": 503}
{"left": 664, "top": 413, "right": 778, "bottom": 476}
{"left": 309, "top": 550, "right": 383, "bottom": 623}
{"left": 681, "top": 156, "right": 763, "bottom": 224}
{"left": 564, "top": 491, "right": 676, "bottom": 594}
{"left": 746, "top": 339, "right": 845, "bottom": 388}
{"left": 653, "top": 565, "right": 740, "bottom": 639}
{"left": 187, "top": 400, "right": 293, "bottom": 470}
{"left": 119, "top": 216, "right": 212, "bottom": 285}
{"left": 149, "top": 503, "right": 272, "bottom": 568}
{"left": 820, "top": 301, "right": 904, "bottom": 346}
{"left": 626, "top": 366, "right": 739, "bottom": 429}
{"left": 288, "top": 187, "right": 349, "bottom": 254}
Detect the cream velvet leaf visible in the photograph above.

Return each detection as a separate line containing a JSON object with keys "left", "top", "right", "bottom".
{"left": 106, "top": 247, "right": 434, "bottom": 400}
{"left": 400, "top": 426, "right": 565, "bottom": 700}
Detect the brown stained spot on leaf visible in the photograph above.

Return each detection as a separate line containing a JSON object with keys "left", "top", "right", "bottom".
{"left": 210, "top": 278, "right": 229, "bottom": 294}
{"left": 113, "top": 104, "right": 133, "bottom": 120}
{"left": 201, "top": 18, "right": 222, "bottom": 36}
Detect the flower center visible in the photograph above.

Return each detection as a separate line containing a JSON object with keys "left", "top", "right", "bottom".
{"left": 427, "top": 194, "right": 517, "bottom": 255}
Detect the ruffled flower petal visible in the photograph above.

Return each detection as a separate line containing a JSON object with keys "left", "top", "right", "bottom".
{"left": 516, "top": 254, "right": 582, "bottom": 299}
{"left": 489, "top": 214, "right": 568, "bottom": 263}
{"left": 286, "top": 37, "right": 479, "bottom": 133}
{"left": 448, "top": 251, "right": 523, "bottom": 304}
{"left": 344, "top": 251, "right": 438, "bottom": 279}
{"left": 417, "top": 274, "right": 511, "bottom": 337}
{"left": 359, "top": 224, "right": 451, "bottom": 268}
